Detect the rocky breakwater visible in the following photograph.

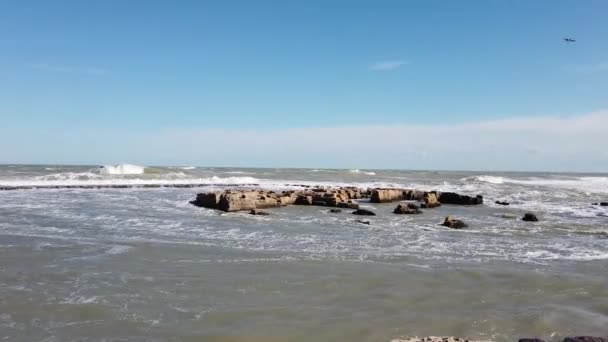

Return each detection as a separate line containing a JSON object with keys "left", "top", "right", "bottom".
{"left": 370, "top": 188, "right": 483, "bottom": 207}
{"left": 190, "top": 186, "right": 483, "bottom": 213}
{"left": 190, "top": 187, "right": 367, "bottom": 212}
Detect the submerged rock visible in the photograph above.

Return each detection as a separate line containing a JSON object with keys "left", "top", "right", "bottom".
{"left": 352, "top": 209, "right": 376, "bottom": 216}
{"left": 393, "top": 203, "right": 423, "bottom": 215}
{"left": 522, "top": 213, "right": 539, "bottom": 222}
{"left": 249, "top": 209, "right": 270, "bottom": 216}
{"left": 438, "top": 192, "right": 484, "bottom": 205}
{"left": 564, "top": 337, "right": 608, "bottom": 342}
{"left": 392, "top": 337, "right": 491, "bottom": 342}
{"left": 500, "top": 213, "right": 518, "bottom": 219}
{"left": 592, "top": 202, "right": 608, "bottom": 206}
{"left": 495, "top": 200, "right": 510, "bottom": 206}
{"left": 442, "top": 215, "right": 468, "bottom": 229}
{"left": 355, "top": 219, "right": 370, "bottom": 225}
{"left": 329, "top": 209, "right": 342, "bottom": 213}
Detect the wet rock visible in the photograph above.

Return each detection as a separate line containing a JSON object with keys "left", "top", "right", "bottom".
{"left": 442, "top": 215, "right": 468, "bottom": 229}
{"left": 563, "top": 337, "right": 608, "bottom": 342}
{"left": 392, "top": 337, "right": 491, "bottom": 342}
{"left": 495, "top": 200, "right": 510, "bottom": 206}
{"left": 370, "top": 189, "right": 408, "bottom": 203}
{"left": 438, "top": 192, "right": 483, "bottom": 205}
{"left": 329, "top": 209, "right": 342, "bottom": 213}
{"left": 352, "top": 209, "right": 376, "bottom": 216}
{"left": 294, "top": 195, "right": 313, "bottom": 205}
{"left": 355, "top": 220, "right": 370, "bottom": 225}
{"left": 423, "top": 192, "right": 442, "bottom": 208}
{"left": 249, "top": 209, "right": 270, "bottom": 216}
{"left": 592, "top": 202, "right": 608, "bottom": 206}
{"left": 522, "top": 213, "right": 539, "bottom": 222}
{"left": 393, "top": 203, "right": 423, "bottom": 215}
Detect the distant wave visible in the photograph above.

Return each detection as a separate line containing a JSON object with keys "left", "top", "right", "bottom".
{"left": 464, "top": 175, "right": 608, "bottom": 193}
{"left": 179, "top": 166, "right": 196, "bottom": 170}
{"left": 349, "top": 169, "right": 376, "bottom": 176}
{"left": 463, "top": 175, "right": 505, "bottom": 184}
{"left": 99, "top": 164, "right": 145, "bottom": 175}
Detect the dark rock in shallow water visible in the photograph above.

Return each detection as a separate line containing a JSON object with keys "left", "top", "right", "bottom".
{"left": 438, "top": 192, "right": 483, "bottom": 205}
{"left": 355, "top": 220, "right": 370, "bottom": 225}
{"left": 442, "top": 216, "right": 468, "bottom": 229}
{"left": 329, "top": 209, "right": 342, "bottom": 213}
{"left": 522, "top": 213, "right": 539, "bottom": 222}
{"left": 495, "top": 200, "right": 510, "bottom": 206}
{"left": 393, "top": 203, "right": 423, "bottom": 215}
{"left": 592, "top": 202, "right": 608, "bottom": 206}
{"left": 249, "top": 209, "right": 270, "bottom": 216}
{"left": 564, "top": 337, "right": 608, "bottom": 342}
{"left": 352, "top": 209, "right": 376, "bottom": 216}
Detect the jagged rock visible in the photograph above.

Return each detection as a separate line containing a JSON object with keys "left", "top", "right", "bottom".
{"left": 564, "top": 337, "right": 608, "bottom": 342}
{"left": 355, "top": 220, "right": 370, "bottom": 225}
{"left": 522, "top": 213, "right": 539, "bottom": 222}
{"left": 495, "top": 200, "right": 510, "bottom": 206}
{"left": 442, "top": 215, "right": 468, "bottom": 229}
{"left": 352, "top": 209, "right": 376, "bottom": 216}
{"left": 438, "top": 192, "right": 483, "bottom": 205}
{"left": 393, "top": 203, "right": 423, "bottom": 214}
{"left": 191, "top": 187, "right": 483, "bottom": 213}
{"left": 249, "top": 209, "right": 270, "bottom": 215}
{"left": 329, "top": 209, "right": 342, "bottom": 213}
{"left": 370, "top": 189, "right": 407, "bottom": 203}
{"left": 295, "top": 195, "right": 313, "bottom": 205}
{"left": 190, "top": 192, "right": 222, "bottom": 208}
{"left": 423, "top": 192, "right": 441, "bottom": 208}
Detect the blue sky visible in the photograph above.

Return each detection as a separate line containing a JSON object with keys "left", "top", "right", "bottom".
{"left": 1, "top": 0, "right": 608, "bottom": 171}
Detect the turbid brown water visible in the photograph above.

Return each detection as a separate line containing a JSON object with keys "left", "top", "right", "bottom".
{"left": 1, "top": 165, "right": 607, "bottom": 341}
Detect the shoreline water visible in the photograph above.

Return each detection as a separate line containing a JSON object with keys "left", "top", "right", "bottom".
{"left": 1, "top": 165, "right": 607, "bottom": 341}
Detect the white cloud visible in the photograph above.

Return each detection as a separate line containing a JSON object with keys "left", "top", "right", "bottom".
{"left": 370, "top": 60, "right": 407, "bottom": 71}
{"left": 564, "top": 61, "right": 608, "bottom": 73}
{"left": 3, "top": 110, "right": 608, "bottom": 172}
{"left": 30, "top": 63, "right": 108, "bottom": 75}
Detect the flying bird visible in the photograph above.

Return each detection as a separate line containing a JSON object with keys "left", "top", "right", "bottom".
{"left": 564, "top": 38, "right": 576, "bottom": 43}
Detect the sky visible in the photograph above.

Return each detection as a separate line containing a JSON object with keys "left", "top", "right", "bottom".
{"left": 1, "top": 0, "right": 607, "bottom": 171}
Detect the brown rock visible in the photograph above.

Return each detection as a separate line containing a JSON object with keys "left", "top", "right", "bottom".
{"left": 393, "top": 203, "right": 423, "bottom": 215}
{"left": 442, "top": 215, "right": 468, "bottom": 229}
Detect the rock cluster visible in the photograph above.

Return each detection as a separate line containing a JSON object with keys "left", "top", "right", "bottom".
{"left": 393, "top": 203, "right": 423, "bottom": 215}
{"left": 191, "top": 187, "right": 483, "bottom": 213}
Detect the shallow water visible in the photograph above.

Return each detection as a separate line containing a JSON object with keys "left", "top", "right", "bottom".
{"left": 1, "top": 165, "right": 607, "bottom": 341}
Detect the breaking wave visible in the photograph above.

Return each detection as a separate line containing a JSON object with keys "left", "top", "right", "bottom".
{"left": 464, "top": 175, "right": 608, "bottom": 193}
{"left": 349, "top": 169, "right": 376, "bottom": 176}
{"left": 99, "top": 164, "right": 145, "bottom": 175}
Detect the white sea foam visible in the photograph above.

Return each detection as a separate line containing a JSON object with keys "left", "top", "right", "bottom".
{"left": 349, "top": 169, "right": 376, "bottom": 175}
{"left": 99, "top": 164, "right": 145, "bottom": 175}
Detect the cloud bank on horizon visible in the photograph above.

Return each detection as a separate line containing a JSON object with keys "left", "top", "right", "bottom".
{"left": 3, "top": 110, "right": 608, "bottom": 173}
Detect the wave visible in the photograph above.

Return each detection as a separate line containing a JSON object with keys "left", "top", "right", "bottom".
{"left": 349, "top": 169, "right": 376, "bottom": 176}
{"left": 463, "top": 175, "right": 505, "bottom": 184}
{"left": 464, "top": 175, "right": 608, "bottom": 193}
{"left": 0, "top": 175, "right": 266, "bottom": 188}
{"left": 99, "top": 164, "right": 145, "bottom": 175}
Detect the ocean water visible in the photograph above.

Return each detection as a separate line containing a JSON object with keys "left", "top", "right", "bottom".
{"left": 0, "top": 165, "right": 607, "bottom": 341}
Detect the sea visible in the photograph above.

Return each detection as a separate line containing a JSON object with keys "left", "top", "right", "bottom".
{"left": 0, "top": 164, "right": 607, "bottom": 342}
